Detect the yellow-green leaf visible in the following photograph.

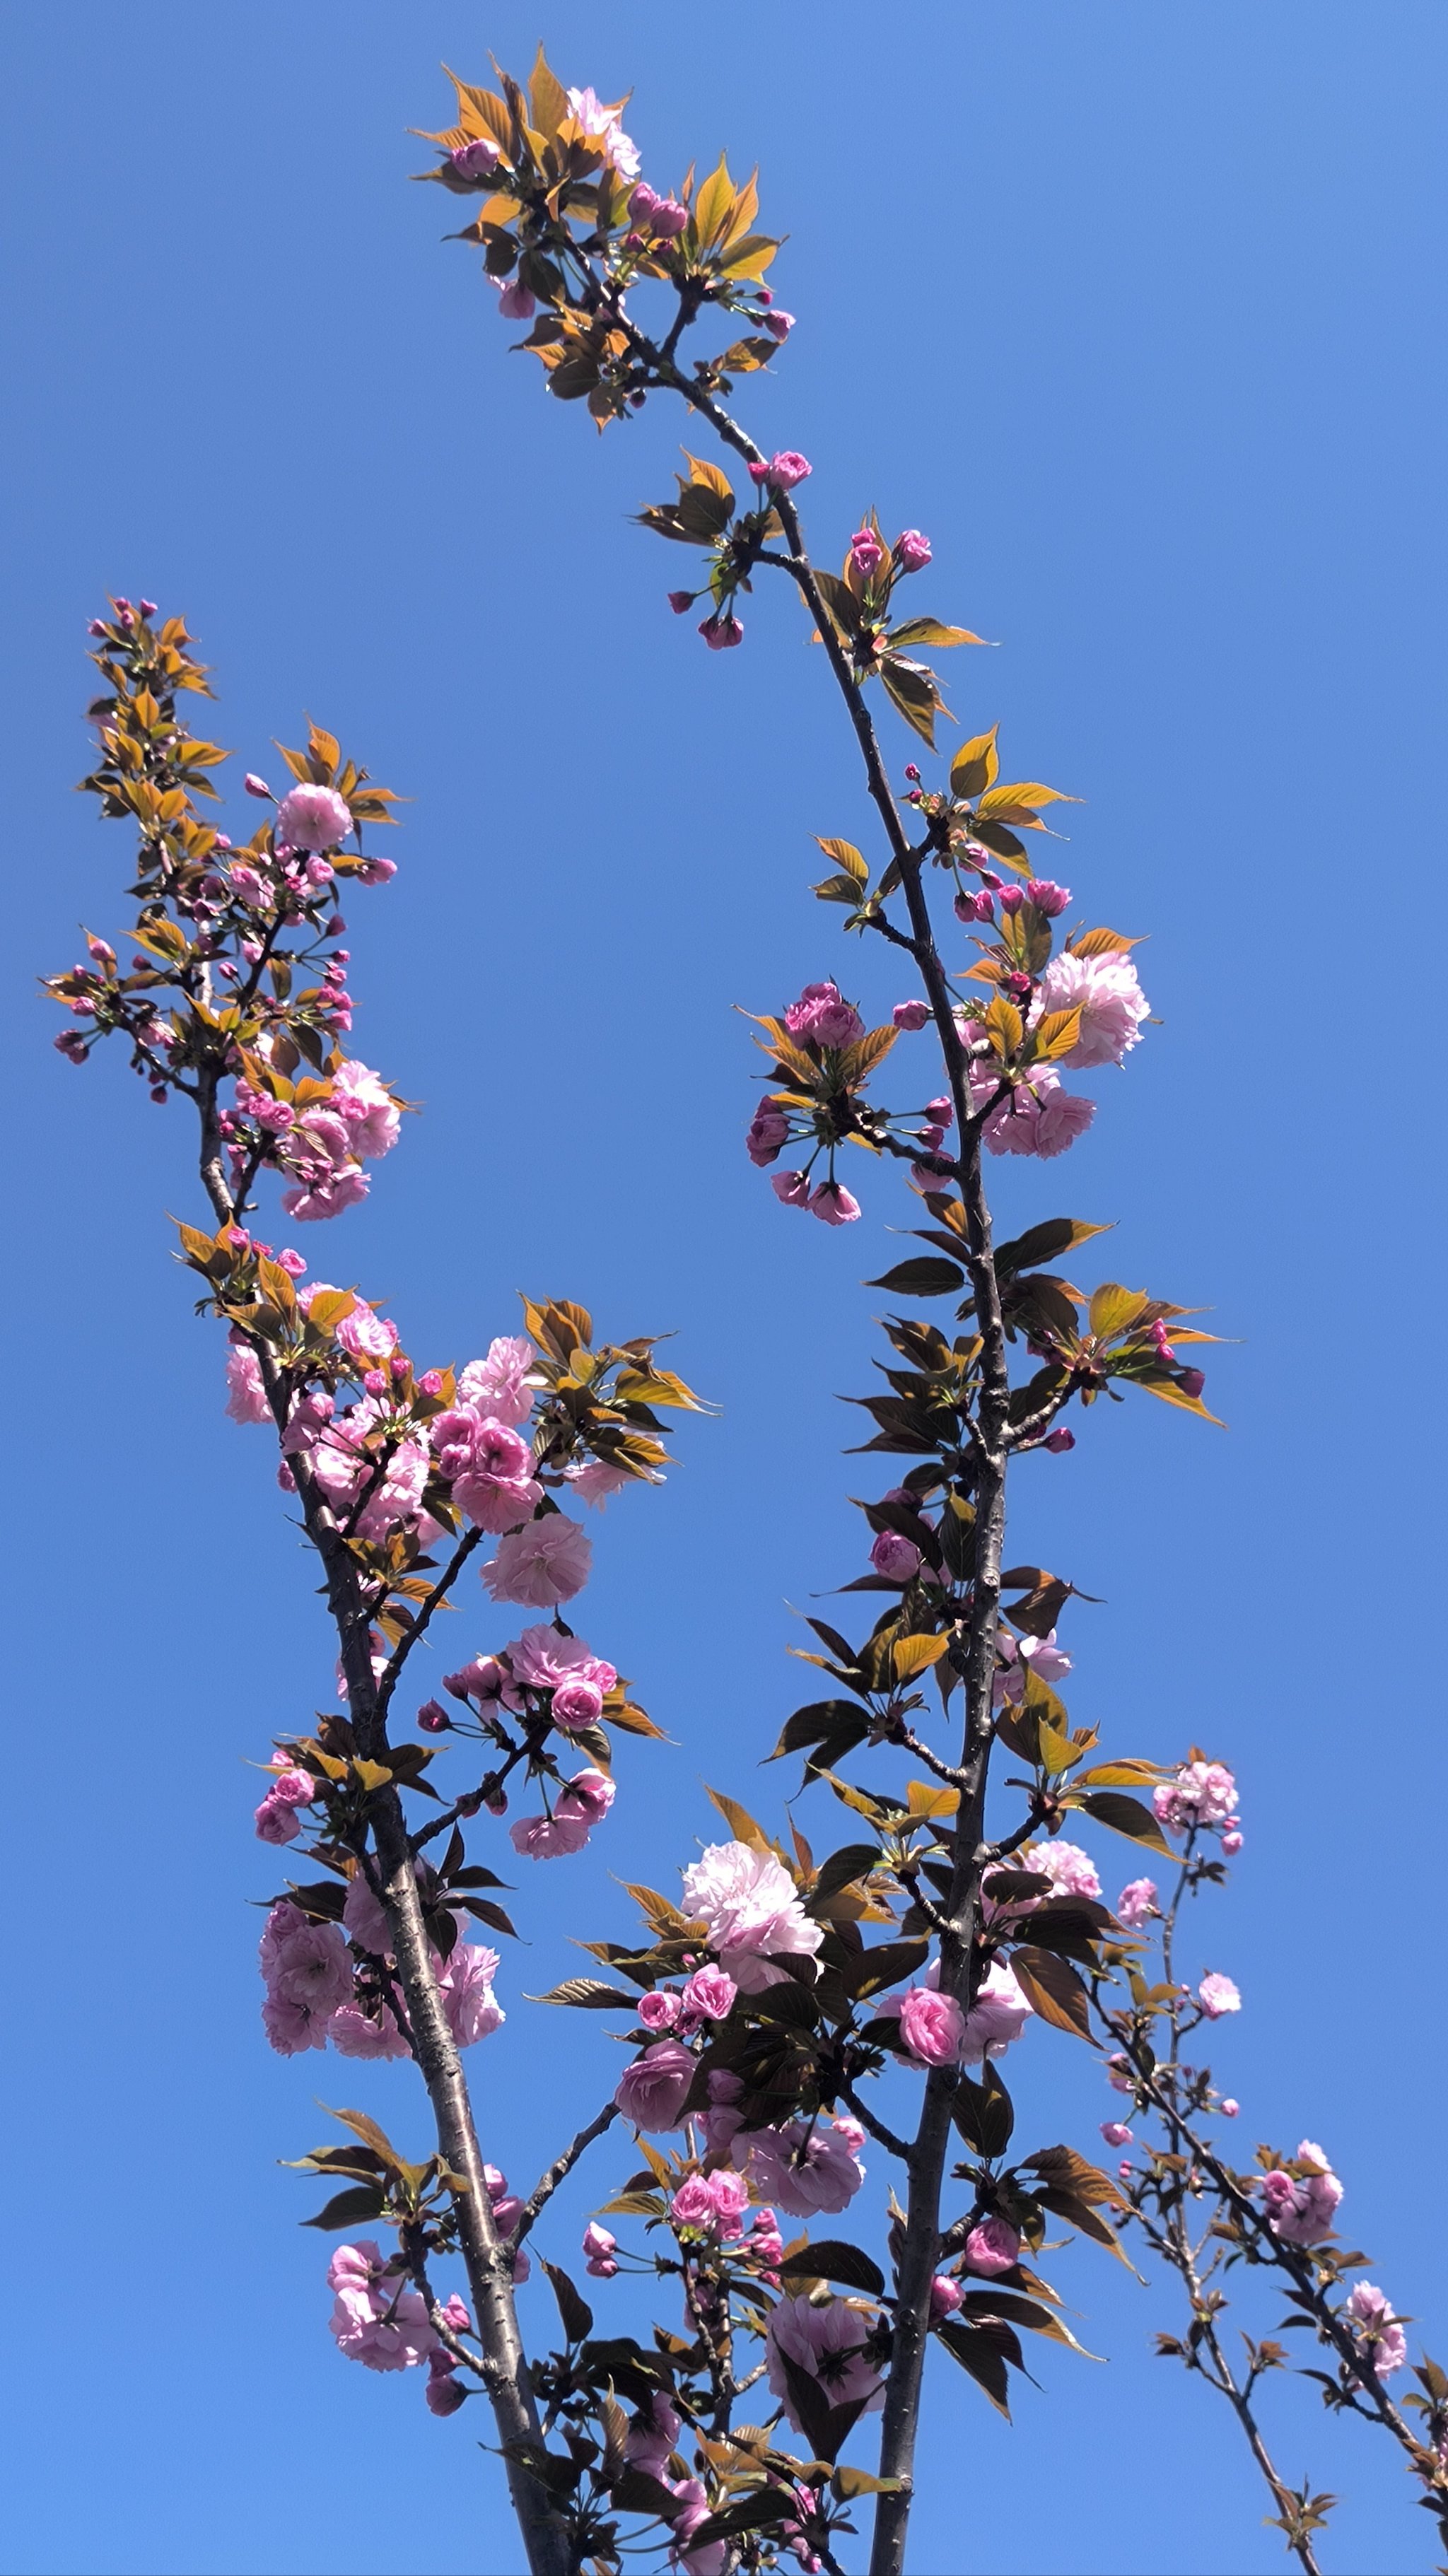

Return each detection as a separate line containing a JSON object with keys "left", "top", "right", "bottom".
{"left": 814, "top": 836, "right": 868, "bottom": 886}
{"left": 894, "top": 1632, "right": 951, "bottom": 1680}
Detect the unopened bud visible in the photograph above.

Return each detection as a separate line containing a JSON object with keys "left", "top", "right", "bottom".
{"left": 417, "top": 1700, "right": 451, "bottom": 1734}
{"left": 244, "top": 773, "right": 273, "bottom": 800}
{"left": 1044, "top": 1427, "right": 1075, "bottom": 1454}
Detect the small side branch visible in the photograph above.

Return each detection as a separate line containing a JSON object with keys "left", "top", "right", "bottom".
{"left": 513, "top": 2103, "right": 621, "bottom": 2249}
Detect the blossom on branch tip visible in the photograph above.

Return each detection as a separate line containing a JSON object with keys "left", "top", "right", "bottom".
{"left": 849, "top": 527, "right": 887, "bottom": 579}
{"left": 481, "top": 1516, "right": 592, "bottom": 1606}
{"left": 1345, "top": 2283, "right": 1406, "bottom": 2375}
{"left": 1261, "top": 2142, "right": 1343, "bottom": 2244}
{"left": 809, "top": 1179, "right": 861, "bottom": 1226}
{"left": 784, "top": 978, "right": 863, "bottom": 1046}
{"left": 892, "top": 999, "right": 930, "bottom": 1031}
{"left": 1116, "top": 1878, "right": 1158, "bottom": 1926}
{"left": 1197, "top": 1972, "right": 1241, "bottom": 2019}
{"left": 450, "top": 136, "right": 501, "bottom": 179}
{"left": 614, "top": 2039, "right": 696, "bottom": 2131}
{"left": 870, "top": 1528, "right": 923, "bottom": 1582}
{"left": 679, "top": 1839, "right": 823, "bottom": 1993}
{"left": 895, "top": 529, "right": 932, "bottom": 570}
{"left": 699, "top": 612, "right": 743, "bottom": 650}
{"left": 274, "top": 784, "right": 352, "bottom": 852}
{"left": 963, "top": 2216, "right": 1020, "bottom": 2277}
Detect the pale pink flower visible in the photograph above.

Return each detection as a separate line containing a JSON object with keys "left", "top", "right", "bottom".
{"left": 565, "top": 85, "right": 641, "bottom": 179}
{"left": 328, "top": 1059, "right": 402, "bottom": 1158}
{"left": 897, "top": 1986, "right": 966, "bottom": 2067}
{"left": 870, "top": 1530, "right": 922, "bottom": 1581}
{"left": 670, "top": 2168, "right": 749, "bottom": 2235}
{"left": 564, "top": 1459, "right": 635, "bottom": 1506}
{"left": 670, "top": 2479, "right": 728, "bottom": 2576}
{"left": 679, "top": 1840, "right": 824, "bottom": 1993}
{"left": 264, "top": 1914, "right": 352, "bottom": 2018}
{"left": 624, "top": 2391, "right": 681, "bottom": 2474}
{"left": 783, "top": 980, "right": 863, "bottom": 1048}
{"left": 481, "top": 1516, "right": 592, "bottom": 1605}
{"left": 457, "top": 1336, "right": 536, "bottom": 1427}
{"left": 1261, "top": 2141, "right": 1343, "bottom": 2244}
{"left": 771, "top": 1169, "right": 814, "bottom": 1208}
{"left": 681, "top": 1965, "right": 736, "bottom": 2021}
{"left": 225, "top": 1344, "right": 270, "bottom": 1424}
{"left": 261, "top": 1993, "right": 328, "bottom": 2054}
{"left": 437, "top": 1942, "right": 503, "bottom": 2046}
{"left": 1154, "top": 1760, "right": 1238, "bottom": 1835}
{"left": 1345, "top": 2283, "right": 1407, "bottom": 2376}
{"left": 450, "top": 136, "right": 501, "bottom": 179}
{"left": 1027, "top": 1839, "right": 1101, "bottom": 1901}
{"left": 993, "top": 1627, "right": 1072, "bottom": 1702}
{"left": 1198, "top": 1972, "right": 1240, "bottom": 2019}
{"left": 739, "top": 2117, "right": 865, "bottom": 2218}
{"left": 614, "top": 2039, "right": 696, "bottom": 2131}
{"left": 1116, "top": 1878, "right": 1158, "bottom": 1926}
{"left": 426, "top": 2366, "right": 466, "bottom": 2416}
{"left": 895, "top": 529, "right": 932, "bottom": 570}
{"left": 557, "top": 1767, "right": 615, "bottom": 1827}
{"left": 582, "top": 2222, "right": 619, "bottom": 2278}
{"left": 638, "top": 1989, "right": 682, "bottom": 2033}
{"left": 810, "top": 1180, "right": 861, "bottom": 1226}
{"left": 275, "top": 783, "right": 351, "bottom": 853}
{"left": 497, "top": 279, "right": 535, "bottom": 321}
{"left": 1036, "top": 948, "right": 1149, "bottom": 1068}
{"left": 1221, "top": 2098, "right": 1240, "bottom": 2118}
{"left": 960, "top": 1959, "right": 1034, "bottom": 2064}
{"left": 1101, "top": 2121, "right": 1133, "bottom": 2148}
{"left": 329, "top": 2001, "right": 410, "bottom": 2060}
{"left": 281, "top": 1163, "right": 370, "bottom": 1222}
{"left": 509, "top": 1810, "right": 590, "bottom": 1860}
{"left": 327, "top": 2242, "right": 436, "bottom": 2372}
{"left": 508, "top": 1624, "right": 617, "bottom": 1699}
{"left": 336, "top": 1306, "right": 399, "bottom": 1363}
{"left": 892, "top": 999, "right": 930, "bottom": 1031}
{"left": 766, "top": 2296, "right": 883, "bottom": 2430}
{"left": 963, "top": 2217, "right": 1020, "bottom": 2277}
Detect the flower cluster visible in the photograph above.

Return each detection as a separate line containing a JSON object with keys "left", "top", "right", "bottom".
{"left": 257, "top": 1894, "right": 503, "bottom": 2061}
{"left": 1259, "top": 2140, "right": 1343, "bottom": 2245}
{"left": 1153, "top": 1757, "right": 1243, "bottom": 1855}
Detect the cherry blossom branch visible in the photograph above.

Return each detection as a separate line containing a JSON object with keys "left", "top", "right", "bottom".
{"left": 375, "top": 1524, "right": 484, "bottom": 1715}
{"left": 838, "top": 2083, "right": 913, "bottom": 2166}
{"left": 513, "top": 2104, "right": 620, "bottom": 2250}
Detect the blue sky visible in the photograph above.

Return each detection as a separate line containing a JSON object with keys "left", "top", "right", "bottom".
{"left": 4, "top": 6, "right": 1445, "bottom": 2571}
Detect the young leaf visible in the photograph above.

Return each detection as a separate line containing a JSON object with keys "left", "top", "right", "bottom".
{"left": 540, "top": 2259, "right": 595, "bottom": 2344}
{"left": 778, "top": 2240, "right": 885, "bottom": 2295}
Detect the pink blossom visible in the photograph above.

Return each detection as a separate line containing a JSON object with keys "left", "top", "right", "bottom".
{"left": 746, "top": 1104, "right": 790, "bottom": 1166}
{"left": 225, "top": 1345, "right": 271, "bottom": 1424}
{"left": 762, "top": 308, "right": 795, "bottom": 341}
{"left": 962, "top": 2216, "right": 1021, "bottom": 2278}
{"left": 1345, "top": 2283, "right": 1407, "bottom": 2376}
{"left": 244, "top": 772, "right": 272, "bottom": 800}
{"left": 1154, "top": 1760, "right": 1238, "bottom": 1835}
{"left": 341, "top": 1862, "right": 437, "bottom": 1957}
{"left": 281, "top": 1163, "right": 370, "bottom": 1222}
{"left": 849, "top": 527, "right": 887, "bottom": 579}
{"left": 897, "top": 1985, "right": 967, "bottom": 2066}
{"left": 508, "top": 1624, "right": 617, "bottom": 1700}
{"left": 1221, "top": 2098, "right": 1240, "bottom": 2118}
{"left": 1036, "top": 948, "right": 1149, "bottom": 1068}
{"left": 450, "top": 1417, "right": 543, "bottom": 1533}
{"left": 481, "top": 1515, "right": 592, "bottom": 1606}
{"left": 1044, "top": 1426, "right": 1075, "bottom": 1453}
{"left": 679, "top": 1840, "right": 824, "bottom": 1994}
{"left": 1222, "top": 1827, "right": 1244, "bottom": 1856}
{"left": 336, "top": 1305, "right": 399, "bottom": 1363}
{"left": 255, "top": 1789, "right": 302, "bottom": 1844}
{"left": 564, "top": 1460, "right": 634, "bottom": 1506}
{"left": 681, "top": 1965, "right": 736, "bottom": 2022}
{"left": 993, "top": 1627, "right": 1072, "bottom": 1703}
{"left": 670, "top": 2478, "right": 728, "bottom": 2576}
{"left": 699, "top": 612, "right": 743, "bottom": 650}
{"left": 670, "top": 2168, "right": 749, "bottom": 2235}
{"left": 457, "top": 1336, "right": 537, "bottom": 1426}
{"left": 739, "top": 2117, "right": 865, "bottom": 2218}
{"left": 444, "top": 1653, "right": 523, "bottom": 1713}
{"left": 650, "top": 198, "right": 689, "bottom": 238}
{"left": 450, "top": 136, "right": 501, "bottom": 178}
{"left": 810, "top": 1180, "right": 861, "bottom": 1226}
{"left": 960, "top": 1959, "right": 1034, "bottom": 2064}
{"left": 625, "top": 2392, "right": 682, "bottom": 2475}
{"left": 564, "top": 86, "right": 640, "bottom": 179}
{"left": 426, "top": 2367, "right": 467, "bottom": 2416}
{"left": 895, "top": 529, "right": 932, "bottom": 570}
{"left": 1116, "top": 1878, "right": 1158, "bottom": 1927}
{"left": 771, "top": 1169, "right": 814, "bottom": 1209}
{"left": 766, "top": 2295, "right": 883, "bottom": 2431}
{"left": 552, "top": 1677, "right": 605, "bottom": 1728}
{"left": 263, "top": 1912, "right": 353, "bottom": 2018}
{"left": 557, "top": 1767, "right": 615, "bottom": 1827}
{"left": 1197, "top": 1972, "right": 1240, "bottom": 2020}
{"left": 582, "top": 2222, "right": 619, "bottom": 2279}
{"left": 762, "top": 450, "right": 812, "bottom": 490}
{"left": 1026, "top": 877, "right": 1070, "bottom": 916}
{"left": 329, "top": 1059, "right": 402, "bottom": 1158}
{"left": 1027, "top": 1839, "right": 1101, "bottom": 1901}
{"left": 275, "top": 784, "right": 352, "bottom": 853}
{"left": 1101, "top": 2121, "right": 1133, "bottom": 2148}
{"left": 783, "top": 980, "right": 863, "bottom": 1048}
{"left": 327, "top": 2242, "right": 436, "bottom": 2372}
{"left": 930, "top": 2274, "right": 963, "bottom": 2319}
{"left": 638, "top": 1988, "right": 682, "bottom": 2033}
{"left": 356, "top": 855, "right": 397, "bottom": 886}
{"left": 509, "top": 1810, "right": 591, "bottom": 1860}
{"left": 614, "top": 2039, "right": 696, "bottom": 2131}
{"left": 892, "top": 999, "right": 930, "bottom": 1031}
{"left": 329, "top": 2001, "right": 410, "bottom": 2060}
{"left": 497, "top": 280, "right": 536, "bottom": 321}
{"left": 437, "top": 1941, "right": 504, "bottom": 2046}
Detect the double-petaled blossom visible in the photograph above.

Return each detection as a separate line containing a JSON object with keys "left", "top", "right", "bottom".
{"left": 1344, "top": 2283, "right": 1408, "bottom": 2377}
{"left": 880, "top": 1959, "right": 1034, "bottom": 2068}
{"left": 993, "top": 1627, "right": 1072, "bottom": 1703}
{"left": 565, "top": 84, "right": 640, "bottom": 177}
{"left": 253, "top": 1763, "right": 315, "bottom": 1845}
{"left": 670, "top": 2167, "right": 751, "bottom": 2235}
{"left": 895, "top": 529, "right": 932, "bottom": 570}
{"left": 582, "top": 2222, "right": 619, "bottom": 2278}
{"left": 329, "top": 1999, "right": 410, "bottom": 2060}
{"left": 745, "top": 1103, "right": 790, "bottom": 1166}
{"left": 766, "top": 2296, "right": 883, "bottom": 2431}
{"left": 1197, "top": 1972, "right": 1241, "bottom": 2019}
{"left": 433, "top": 1407, "right": 542, "bottom": 1533}
{"left": 1035, "top": 948, "right": 1149, "bottom": 1068}
{"left": 1260, "top": 2141, "right": 1343, "bottom": 2244}
{"left": 327, "top": 2242, "right": 437, "bottom": 2372}
{"left": 457, "top": 1335, "right": 537, "bottom": 1425}
{"left": 259, "top": 1902, "right": 353, "bottom": 2054}
{"left": 969, "top": 1054, "right": 1097, "bottom": 1161}
{"left": 1154, "top": 1760, "right": 1239, "bottom": 1836}
{"left": 614, "top": 2039, "right": 696, "bottom": 2131}
{"left": 1023, "top": 1839, "right": 1102, "bottom": 1901}
{"left": 225, "top": 1342, "right": 271, "bottom": 1423}
{"left": 680, "top": 1964, "right": 737, "bottom": 2022}
{"left": 678, "top": 1839, "right": 824, "bottom": 1994}
{"left": 274, "top": 783, "right": 353, "bottom": 852}
{"left": 506, "top": 1623, "right": 617, "bottom": 1728}
{"left": 735, "top": 2115, "right": 866, "bottom": 2218}
{"left": 962, "top": 2217, "right": 1021, "bottom": 2278}
{"left": 1116, "top": 1877, "right": 1158, "bottom": 1926}
{"left": 436, "top": 1940, "right": 505, "bottom": 2046}
{"left": 783, "top": 979, "right": 863, "bottom": 1048}
{"left": 871, "top": 1529, "right": 922, "bottom": 1581}
{"left": 510, "top": 1767, "right": 615, "bottom": 1860}
{"left": 481, "top": 1516, "right": 592, "bottom": 1606}
{"left": 892, "top": 998, "right": 931, "bottom": 1031}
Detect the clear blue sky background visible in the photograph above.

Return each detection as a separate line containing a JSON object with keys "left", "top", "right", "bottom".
{"left": 4, "top": 6, "right": 1445, "bottom": 2572}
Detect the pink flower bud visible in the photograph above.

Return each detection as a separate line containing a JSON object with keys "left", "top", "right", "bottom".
{"left": 243, "top": 773, "right": 273, "bottom": 800}
{"left": 699, "top": 612, "right": 743, "bottom": 650}
{"left": 628, "top": 183, "right": 660, "bottom": 218}
{"left": 929, "top": 2274, "right": 963, "bottom": 2319}
{"left": 426, "top": 2370, "right": 467, "bottom": 2416}
{"left": 904, "top": 763, "right": 921, "bottom": 782}
{"left": 650, "top": 199, "right": 689, "bottom": 237}
{"left": 1178, "top": 1367, "right": 1206, "bottom": 1400}
{"left": 450, "top": 136, "right": 501, "bottom": 179}
{"left": 1025, "top": 877, "right": 1070, "bottom": 916}
{"left": 139, "top": 598, "right": 158, "bottom": 617}
{"left": 87, "top": 619, "right": 107, "bottom": 636}
{"left": 849, "top": 527, "right": 887, "bottom": 578}
{"left": 356, "top": 856, "right": 397, "bottom": 886}
{"left": 871, "top": 1528, "right": 922, "bottom": 1583}
{"left": 1221, "top": 2098, "right": 1240, "bottom": 2117}
{"left": 998, "top": 886, "right": 1024, "bottom": 913}
{"left": 895, "top": 529, "right": 932, "bottom": 570}
{"left": 362, "top": 1369, "right": 387, "bottom": 1395}
{"left": 418, "top": 1368, "right": 443, "bottom": 1395}
{"left": 583, "top": 2221, "right": 619, "bottom": 2277}
{"left": 1043, "top": 1427, "right": 1075, "bottom": 1453}
{"left": 270, "top": 1767, "right": 315, "bottom": 1808}
{"left": 955, "top": 889, "right": 994, "bottom": 923}
{"left": 254, "top": 1790, "right": 300, "bottom": 1844}
{"left": 893, "top": 1000, "right": 930, "bottom": 1031}
{"left": 762, "top": 309, "right": 795, "bottom": 341}
{"left": 638, "top": 1989, "right": 682, "bottom": 2033}
{"left": 809, "top": 1179, "right": 861, "bottom": 1226}
{"left": 417, "top": 1699, "right": 451, "bottom": 1733}
{"left": 764, "top": 450, "right": 811, "bottom": 489}
{"left": 497, "top": 280, "right": 536, "bottom": 320}
{"left": 771, "top": 1169, "right": 814, "bottom": 1209}
{"left": 667, "top": 590, "right": 694, "bottom": 613}
{"left": 1221, "top": 1829, "right": 1244, "bottom": 1856}
{"left": 962, "top": 2218, "right": 1020, "bottom": 2277}
{"left": 1101, "top": 2121, "right": 1133, "bottom": 2148}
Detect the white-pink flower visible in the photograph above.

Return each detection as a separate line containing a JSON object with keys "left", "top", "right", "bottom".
{"left": 327, "top": 2241, "right": 436, "bottom": 2372}
{"left": 481, "top": 1516, "right": 592, "bottom": 1606}
{"left": 328, "top": 1058, "right": 401, "bottom": 1159}
{"left": 737, "top": 2116, "right": 866, "bottom": 2217}
{"left": 565, "top": 84, "right": 641, "bottom": 177}
{"left": 1036, "top": 948, "right": 1150, "bottom": 1067}
{"left": 1154, "top": 1760, "right": 1238, "bottom": 1836}
{"left": 1116, "top": 1877, "right": 1158, "bottom": 1927}
{"left": 1345, "top": 2282, "right": 1408, "bottom": 2377}
{"left": 458, "top": 1336, "right": 537, "bottom": 1427}
{"left": 275, "top": 783, "right": 353, "bottom": 853}
{"left": 1197, "top": 1971, "right": 1241, "bottom": 2019}
{"left": 766, "top": 2295, "right": 883, "bottom": 2431}
{"left": 679, "top": 1840, "right": 824, "bottom": 1994}
{"left": 224, "top": 1343, "right": 271, "bottom": 1424}
{"left": 437, "top": 1941, "right": 504, "bottom": 2047}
